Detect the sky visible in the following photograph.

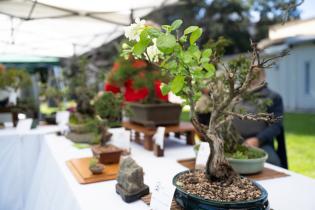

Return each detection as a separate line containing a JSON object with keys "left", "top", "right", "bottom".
{"left": 300, "top": 0, "right": 315, "bottom": 19}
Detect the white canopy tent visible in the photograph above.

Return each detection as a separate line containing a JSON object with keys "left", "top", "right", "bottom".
{"left": 0, "top": 0, "right": 178, "bottom": 58}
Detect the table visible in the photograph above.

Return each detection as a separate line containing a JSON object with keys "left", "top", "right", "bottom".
{"left": 123, "top": 121, "right": 195, "bottom": 156}
{"left": 24, "top": 133, "right": 315, "bottom": 210}
{"left": 0, "top": 126, "right": 61, "bottom": 210}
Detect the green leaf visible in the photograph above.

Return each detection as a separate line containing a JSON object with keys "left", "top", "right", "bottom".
{"left": 202, "top": 49, "right": 212, "bottom": 58}
{"left": 161, "top": 84, "right": 171, "bottom": 95}
{"left": 179, "top": 35, "right": 187, "bottom": 43}
{"left": 140, "top": 28, "right": 150, "bottom": 42}
{"left": 162, "top": 25, "right": 172, "bottom": 32}
{"left": 156, "top": 34, "right": 176, "bottom": 54}
{"left": 165, "top": 60, "right": 177, "bottom": 71}
{"left": 171, "top": 75, "right": 185, "bottom": 94}
{"left": 171, "top": 19, "right": 183, "bottom": 31}
{"left": 147, "top": 27, "right": 161, "bottom": 38}
{"left": 188, "top": 45, "right": 201, "bottom": 60}
{"left": 190, "top": 28, "right": 203, "bottom": 44}
{"left": 184, "top": 26, "right": 199, "bottom": 35}
{"left": 133, "top": 29, "right": 151, "bottom": 55}
{"left": 182, "top": 51, "right": 193, "bottom": 64}
{"left": 133, "top": 42, "right": 146, "bottom": 55}
{"left": 200, "top": 57, "right": 210, "bottom": 63}
{"left": 203, "top": 63, "right": 215, "bottom": 77}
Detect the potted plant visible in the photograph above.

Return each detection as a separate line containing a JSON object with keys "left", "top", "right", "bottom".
{"left": 64, "top": 58, "right": 99, "bottom": 143}
{"left": 122, "top": 19, "right": 285, "bottom": 209}
{"left": 0, "top": 68, "right": 31, "bottom": 126}
{"left": 105, "top": 45, "right": 181, "bottom": 127}
{"left": 40, "top": 84, "right": 69, "bottom": 124}
{"left": 89, "top": 157, "right": 105, "bottom": 175}
{"left": 91, "top": 92, "right": 123, "bottom": 164}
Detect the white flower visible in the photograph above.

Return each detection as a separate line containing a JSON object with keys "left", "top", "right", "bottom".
{"left": 124, "top": 18, "right": 146, "bottom": 41}
{"left": 145, "top": 38, "right": 163, "bottom": 62}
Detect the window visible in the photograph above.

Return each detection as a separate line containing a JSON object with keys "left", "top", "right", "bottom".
{"left": 305, "top": 61, "right": 310, "bottom": 95}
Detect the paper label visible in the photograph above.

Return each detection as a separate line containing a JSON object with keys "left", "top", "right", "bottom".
{"left": 56, "top": 111, "right": 70, "bottom": 125}
{"left": 195, "top": 142, "right": 210, "bottom": 169}
{"left": 150, "top": 181, "right": 176, "bottom": 210}
{"left": 153, "top": 127, "right": 165, "bottom": 149}
{"left": 110, "top": 129, "right": 131, "bottom": 151}
{"left": 16, "top": 118, "right": 33, "bottom": 131}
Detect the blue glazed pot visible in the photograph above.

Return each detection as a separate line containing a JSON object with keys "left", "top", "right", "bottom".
{"left": 173, "top": 170, "right": 269, "bottom": 210}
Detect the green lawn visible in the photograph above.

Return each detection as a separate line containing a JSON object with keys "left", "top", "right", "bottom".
{"left": 284, "top": 113, "right": 315, "bottom": 178}
{"left": 181, "top": 111, "right": 315, "bottom": 178}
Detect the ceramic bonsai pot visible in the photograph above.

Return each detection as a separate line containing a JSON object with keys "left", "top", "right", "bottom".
{"left": 89, "top": 163, "right": 104, "bottom": 175}
{"left": 69, "top": 123, "right": 91, "bottom": 133}
{"left": 91, "top": 144, "right": 123, "bottom": 164}
{"left": 173, "top": 170, "right": 270, "bottom": 210}
{"left": 127, "top": 102, "right": 182, "bottom": 127}
{"left": 227, "top": 148, "right": 268, "bottom": 174}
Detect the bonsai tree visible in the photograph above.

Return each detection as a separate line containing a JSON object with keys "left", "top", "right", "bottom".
{"left": 65, "top": 57, "right": 96, "bottom": 118}
{"left": 94, "top": 92, "right": 124, "bottom": 128}
{"left": 41, "top": 84, "right": 68, "bottom": 111}
{"left": 0, "top": 68, "right": 31, "bottom": 105}
{"left": 105, "top": 56, "right": 168, "bottom": 103}
{"left": 93, "top": 92, "right": 124, "bottom": 145}
{"left": 122, "top": 19, "right": 284, "bottom": 181}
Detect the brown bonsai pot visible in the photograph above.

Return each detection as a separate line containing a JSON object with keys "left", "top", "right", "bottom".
{"left": 127, "top": 102, "right": 182, "bottom": 127}
{"left": 91, "top": 144, "right": 122, "bottom": 164}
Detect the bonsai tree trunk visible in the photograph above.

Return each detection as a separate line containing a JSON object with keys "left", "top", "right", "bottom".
{"left": 204, "top": 131, "right": 235, "bottom": 181}
{"left": 192, "top": 116, "right": 236, "bottom": 181}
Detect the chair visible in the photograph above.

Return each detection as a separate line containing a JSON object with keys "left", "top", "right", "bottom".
{"left": 275, "top": 125, "right": 288, "bottom": 169}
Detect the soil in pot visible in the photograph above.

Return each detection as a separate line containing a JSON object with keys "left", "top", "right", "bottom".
{"left": 92, "top": 144, "right": 122, "bottom": 164}
{"left": 176, "top": 170, "right": 261, "bottom": 202}
{"left": 174, "top": 170, "right": 269, "bottom": 210}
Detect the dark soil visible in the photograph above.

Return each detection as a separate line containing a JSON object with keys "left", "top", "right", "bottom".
{"left": 176, "top": 170, "right": 261, "bottom": 202}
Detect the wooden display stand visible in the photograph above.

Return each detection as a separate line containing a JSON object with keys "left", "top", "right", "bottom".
{"left": 66, "top": 157, "right": 119, "bottom": 184}
{"left": 122, "top": 121, "right": 195, "bottom": 157}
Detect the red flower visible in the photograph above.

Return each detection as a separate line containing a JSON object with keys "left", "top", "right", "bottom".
{"left": 132, "top": 60, "right": 147, "bottom": 69}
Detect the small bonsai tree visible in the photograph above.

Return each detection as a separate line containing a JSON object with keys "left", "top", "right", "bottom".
{"left": 94, "top": 92, "right": 123, "bottom": 128}
{"left": 94, "top": 92, "right": 124, "bottom": 146}
{"left": 122, "top": 19, "right": 284, "bottom": 181}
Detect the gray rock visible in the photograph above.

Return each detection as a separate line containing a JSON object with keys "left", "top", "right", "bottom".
{"left": 117, "top": 157, "right": 145, "bottom": 193}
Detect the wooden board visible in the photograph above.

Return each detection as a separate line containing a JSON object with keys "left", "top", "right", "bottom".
{"left": 66, "top": 157, "right": 119, "bottom": 184}
{"left": 122, "top": 121, "right": 195, "bottom": 135}
{"left": 177, "top": 158, "right": 289, "bottom": 181}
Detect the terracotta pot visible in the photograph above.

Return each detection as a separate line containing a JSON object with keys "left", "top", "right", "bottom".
{"left": 91, "top": 144, "right": 122, "bottom": 164}
{"left": 127, "top": 102, "right": 182, "bottom": 127}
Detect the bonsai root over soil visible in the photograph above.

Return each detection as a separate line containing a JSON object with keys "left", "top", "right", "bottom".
{"left": 176, "top": 170, "right": 261, "bottom": 202}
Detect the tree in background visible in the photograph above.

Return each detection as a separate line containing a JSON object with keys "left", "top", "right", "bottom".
{"left": 147, "top": 0, "right": 301, "bottom": 54}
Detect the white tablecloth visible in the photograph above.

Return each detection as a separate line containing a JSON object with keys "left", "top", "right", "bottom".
{"left": 23, "top": 134, "right": 315, "bottom": 210}
{"left": 0, "top": 126, "right": 60, "bottom": 210}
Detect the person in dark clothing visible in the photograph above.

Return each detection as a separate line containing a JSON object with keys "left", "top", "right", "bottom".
{"left": 233, "top": 69, "right": 283, "bottom": 166}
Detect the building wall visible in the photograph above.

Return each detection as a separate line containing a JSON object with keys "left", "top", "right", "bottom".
{"left": 266, "top": 44, "right": 315, "bottom": 111}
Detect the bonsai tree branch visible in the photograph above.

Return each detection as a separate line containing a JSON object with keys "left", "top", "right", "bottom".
{"left": 223, "top": 111, "right": 280, "bottom": 123}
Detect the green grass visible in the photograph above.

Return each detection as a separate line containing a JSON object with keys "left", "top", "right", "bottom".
{"left": 284, "top": 113, "right": 315, "bottom": 178}
{"left": 180, "top": 111, "right": 315, "bottom": 178}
